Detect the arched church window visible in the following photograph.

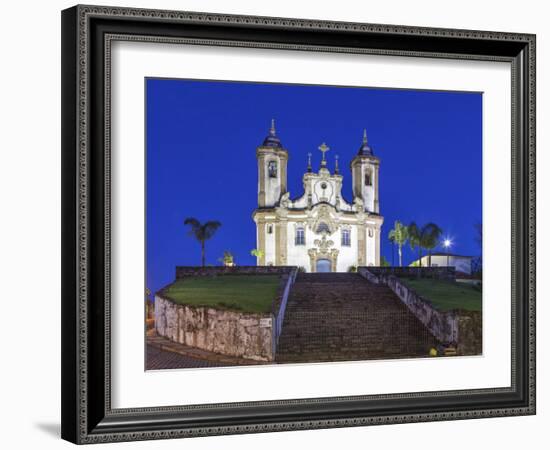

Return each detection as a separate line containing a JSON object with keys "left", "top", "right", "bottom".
{"left": 316, "top": 222, "right": 330, "bottom": 234}
{"left": 267, "top": 224, "right": 273, "bottom": 234}
{"left": 295, "top": 227, "right": 305, "bottom": 246}
{"left": 368, "top": 228, "right": 374, "bottom": 238}
{"left": 365, "top": 169, "right": 372, "bottom": 186}
{"left": 268, "top": 160, "right": 278, "bottom": 178}
{"left": 341, "top": 229, "right": 351, "bottom": 246}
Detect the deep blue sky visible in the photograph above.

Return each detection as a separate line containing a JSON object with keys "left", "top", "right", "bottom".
{"left": 146, "top": 78, "right": 482, "bottom": 294}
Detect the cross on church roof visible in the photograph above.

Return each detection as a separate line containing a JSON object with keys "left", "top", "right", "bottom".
{"left": 318, "top": 142, "right": 330, "bottom": 166}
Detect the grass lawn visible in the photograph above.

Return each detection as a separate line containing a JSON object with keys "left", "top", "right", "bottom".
{"left": 398, "top": 278, "right": 482, "bottom": 312}
{"left": 161, "top": 275, "right": 280, "bottom": 314}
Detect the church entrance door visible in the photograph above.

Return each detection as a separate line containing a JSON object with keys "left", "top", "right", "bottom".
{"left": 316, "top": 259, "right": 331, "bottom": 273}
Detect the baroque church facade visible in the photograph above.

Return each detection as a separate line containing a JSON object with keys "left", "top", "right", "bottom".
{"left": 252, "top": 121, "right": 383, "bottom": 272}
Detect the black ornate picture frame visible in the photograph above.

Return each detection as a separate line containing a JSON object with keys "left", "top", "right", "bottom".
{"left": 61, "top": 5, "right": 536, "bottom": 444}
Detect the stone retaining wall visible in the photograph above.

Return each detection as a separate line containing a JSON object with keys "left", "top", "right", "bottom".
{"left": 175, "top": 266, "right": 296, "bottom": 279}
{"left": 457, "top": 311, "right": 482, "bottom": 355}
{"left": 365, "top": 266, "right": 456, "bottom": 281}
{"left": 155, "top": 295, "right": 275, "bottom": 361}
{"left": 359, "top": 268, "right": 481, "bottom": 356}
{"left": 155, "top": 268, "right": 298, "bottom": 362}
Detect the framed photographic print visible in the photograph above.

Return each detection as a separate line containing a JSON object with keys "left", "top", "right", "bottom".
{"left": 61, "top": 5, "right": 536, "bottom": 444}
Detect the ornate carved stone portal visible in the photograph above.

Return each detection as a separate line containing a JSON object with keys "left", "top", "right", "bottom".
{"left": 308, "top": 233, "right": 339, "bottom": 272}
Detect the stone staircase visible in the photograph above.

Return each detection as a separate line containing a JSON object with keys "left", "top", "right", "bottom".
{"left": 276, "top": 273, "right": 438, "bottom": 363}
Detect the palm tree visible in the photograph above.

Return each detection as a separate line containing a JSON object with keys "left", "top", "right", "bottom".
{"left": 408, "top": 221, "right": 443, "bottom": 270}
{"left": 184, "top": 218, "right": 222, "bottom": 267}
{"left": 408, "top": 222, "right": 423, "bottom": 271}
{"left": 388, "top": 220, "right": 408, "bottom": 266}
{"left": 421, "top": 223, "right": 443, "bottom": 267}
{"left": 388, "top": 233, "right": 396, "bottom": 266}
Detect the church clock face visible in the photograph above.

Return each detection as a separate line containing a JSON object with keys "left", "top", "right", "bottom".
{"left": 314, "top": 180, "right": 333, "bottom": 203}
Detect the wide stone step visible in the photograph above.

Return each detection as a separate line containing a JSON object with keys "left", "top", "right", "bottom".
{"left": 277, "top": 347, "right": 431, "bottom": 356}
{"left": 278, "top": 330, "right": 434, "bottom": 341}
{"left": 278, "top": 332, "right": 432, "bottom": 341}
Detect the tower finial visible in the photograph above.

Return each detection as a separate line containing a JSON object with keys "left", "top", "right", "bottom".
{"left": 261, "top": 119, "right": 283, "bottom": 148}
{"left": 334, "top": 154, "right": 339, "bottom": 174}
{"left": 307, "top": 152, "right": 312, "bottom": 172}
{"left": 358, "top": 129, "right": 373, "bottom": 155}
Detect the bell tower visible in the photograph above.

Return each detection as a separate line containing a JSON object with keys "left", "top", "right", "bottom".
{"left": 351, "top": 129, "right": 380, "bottom": 213}
{"left": 257, "top": 119, "right": 288, "bottom": 208}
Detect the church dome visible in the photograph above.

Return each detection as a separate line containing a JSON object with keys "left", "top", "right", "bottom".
{"left": 262, "top": 119, "right": 283, "bottom": 148}
{"left": 358, "top": 129, "right": 374, "bottom": 156}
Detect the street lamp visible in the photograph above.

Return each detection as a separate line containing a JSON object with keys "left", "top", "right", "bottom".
{"left": 442, "top": 238, "right": 452, "bottom": 266}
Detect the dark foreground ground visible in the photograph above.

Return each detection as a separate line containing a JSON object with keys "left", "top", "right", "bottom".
{"left": 146, "top": 345, "right": 228, "bottom": 370}
{"left": 146, "top": 333, "right": 267, "bottom": 370}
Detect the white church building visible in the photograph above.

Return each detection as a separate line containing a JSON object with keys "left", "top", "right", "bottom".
{"left": 252, "top": 121, "right": 384, "bottom": 272}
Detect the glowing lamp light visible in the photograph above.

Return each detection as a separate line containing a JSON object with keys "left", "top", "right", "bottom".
{"left": 442, "top": 238, "right": 453, "bottom": 267}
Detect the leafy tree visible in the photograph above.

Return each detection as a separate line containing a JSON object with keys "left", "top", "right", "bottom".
{"left": 388, "top": 220, "right": 408, "bottom": 266}
{"left": 184, "top": 217, "right": 222, "bottom": 267}
{"left": 380, "top": 256, "right": 390, "bottom": 267}
{"left": 473, "top": 222, "right": 483, "bottom": 278}
{"left": 474, "top": 222, "right": 482, "bottom": 250}
{"left": 218, "top": 250, "right": 235, "bottom": 267}
{"left": 145, "top": 287, "right": 153, "bottom": 320}
{"left": 250, "top": 248, "right": 264, "bottom": 258}
{"left": 472, "top": 256, "right": 482, "bottom": 278}
{"left": 251, "top": 248, "right": 265, "bottom": 266}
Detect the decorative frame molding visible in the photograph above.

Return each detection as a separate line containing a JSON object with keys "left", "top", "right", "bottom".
{"left": 61, "top": 4, "right": 535, "bottom": 444}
